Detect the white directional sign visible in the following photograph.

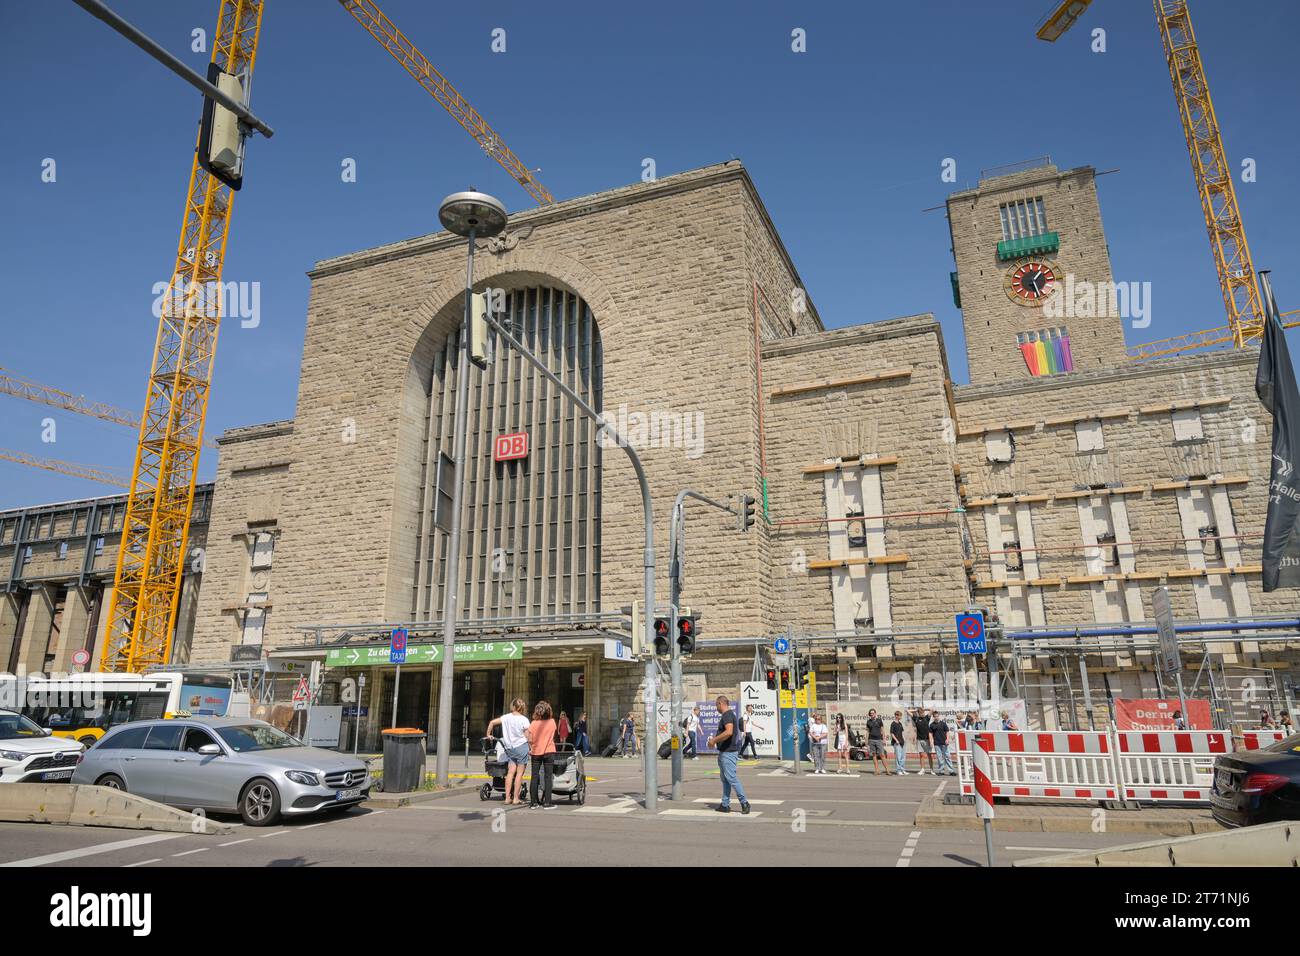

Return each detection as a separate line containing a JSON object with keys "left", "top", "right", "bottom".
{"left": 739, "top": 681, "right": 780, "bottom": 756}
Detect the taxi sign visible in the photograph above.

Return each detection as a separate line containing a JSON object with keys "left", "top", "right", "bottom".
{"left": 390, "top": 627, "right": 408, "bottom": 664}
{"left": 956, "top": 613, "right": 986, "bottom": 655}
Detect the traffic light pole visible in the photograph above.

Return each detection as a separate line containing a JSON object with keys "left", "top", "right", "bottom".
{"left": 479, "top": 307, "right": 660, "bottom": 811}
{"left": 668, "top": 489, "right": 738, "bottom": 801}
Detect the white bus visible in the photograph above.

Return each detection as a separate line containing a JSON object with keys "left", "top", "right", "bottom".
{"left": 0, "top": 672, "right": 233, "bottom": 747}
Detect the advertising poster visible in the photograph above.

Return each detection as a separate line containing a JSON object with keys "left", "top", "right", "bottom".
{"left": 1115, "top": 698, "right": 1212, "bottom": 730}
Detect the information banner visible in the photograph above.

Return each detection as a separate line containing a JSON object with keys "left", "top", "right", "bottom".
{"left": 739, "top": 681, "right": 780, "bottom": 756}
{"left": 1115, "top": 698, "right": 1212, "bottom": 730}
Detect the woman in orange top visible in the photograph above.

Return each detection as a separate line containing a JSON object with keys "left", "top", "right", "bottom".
{"left": 527, "top": 701, "right": 558, "bottom": 809}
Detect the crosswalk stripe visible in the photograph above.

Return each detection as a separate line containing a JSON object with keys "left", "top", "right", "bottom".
{"left": 659, "top": 809, "right": 763, "bottom": 819}
{"left": 690, "top": 798, "right": 784, "bottom": 805}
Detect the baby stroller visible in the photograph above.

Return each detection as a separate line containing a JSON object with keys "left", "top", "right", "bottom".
{"left": 544, "top": 742, "right": 587, "bottom": 805}
{"left": 479, "top": 736, "right": 517, "bottom": 801}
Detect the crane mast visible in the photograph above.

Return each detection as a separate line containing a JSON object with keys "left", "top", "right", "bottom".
{"left": 100, "top": 0, "right": 265, "bottom": 673}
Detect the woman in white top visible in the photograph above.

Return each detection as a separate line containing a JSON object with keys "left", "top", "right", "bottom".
{"left": 834, "top": 713, "right": 851, "bottom": 774}
{"left": 808, "top": 713, "right": 829, "bottom": 774}
{"left": 486, "top": 698, "right": 531, "bottom": 805}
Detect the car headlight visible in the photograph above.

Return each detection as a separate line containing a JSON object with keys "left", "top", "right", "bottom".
{"left": 0, "top": 750, "right": 26, "bottom": 762}
{"left": 285, "top": 770, "right": 320, "bottom": 786}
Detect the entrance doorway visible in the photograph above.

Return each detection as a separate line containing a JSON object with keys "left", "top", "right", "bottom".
{"left": 451, "top": 668, "right": 506, "bottom": 757}
{"left": 379, "top": 670, "right": 431, "bottom": 746}
{"left": 528, "top": 667, "right": 585, "bottom": 743}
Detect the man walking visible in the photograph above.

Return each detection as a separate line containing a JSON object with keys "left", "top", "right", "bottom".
{"left": 911, "top": 707, "right": 935, "bottom": 775}
{"left": 618, "top": 710, "right": 639, "bottom": 758}
{"left": 683, "top": 705, "right": 700, "bottom": 759}
{"left": 865, "top": 708, "right": 889, "bottom": 775}
{"left": 890, "top": 710, "right": 908, "bottom": 775}
{"left": 932, "top": 712, "right": 955, "bottom": 775}
{"left": 707, "top": 695, "right": 751, "bottom": 814}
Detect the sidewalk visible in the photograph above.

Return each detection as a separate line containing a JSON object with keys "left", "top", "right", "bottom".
{"left": 914, "top": 794, "right": 1222, "bottom": 837}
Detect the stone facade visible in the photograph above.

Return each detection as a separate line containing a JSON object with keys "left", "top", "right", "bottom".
{"left": 4, "top": 159, "right": 1294, "bottom": 740}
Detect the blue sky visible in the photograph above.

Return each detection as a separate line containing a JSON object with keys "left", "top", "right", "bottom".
{"left": 1, "top": 0, "right": 1297, "bottom": 508}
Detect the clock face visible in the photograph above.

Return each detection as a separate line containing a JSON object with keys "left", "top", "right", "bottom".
{"left": 1005, "top": 260, "right": 1058, "bottom": 305}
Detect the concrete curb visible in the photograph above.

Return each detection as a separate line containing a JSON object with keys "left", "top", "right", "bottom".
{"left": 0, "top": 784, "right": 234, "bottom": 834}
{"left": 1015, "top": 820, "right": 1298, "bottom": 866}
{"left": 364, "top": 783, "right": 480, "bottom": 808}
{"left": 914, "top": 794, "right": 1220, "bottom": 837}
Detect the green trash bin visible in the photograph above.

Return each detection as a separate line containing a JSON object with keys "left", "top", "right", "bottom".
{"left": 382, "top": 728, "right": 426, "bottom": 792}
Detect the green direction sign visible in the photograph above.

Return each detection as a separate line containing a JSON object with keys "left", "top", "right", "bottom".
{"left": 325, "top": 640, "right": 523, "bottom": 668}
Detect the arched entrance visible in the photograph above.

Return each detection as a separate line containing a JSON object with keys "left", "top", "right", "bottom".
{"left": 410, "top": 284, "right": 603, "bottom": 623}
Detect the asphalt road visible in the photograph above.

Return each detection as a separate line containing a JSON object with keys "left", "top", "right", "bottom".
{"left": 0, "top": 758, "right": 1142, "bottom": 867}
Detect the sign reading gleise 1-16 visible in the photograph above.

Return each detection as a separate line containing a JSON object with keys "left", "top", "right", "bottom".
{"left": 325, "top": 641, "right": 523, "bottom": 668}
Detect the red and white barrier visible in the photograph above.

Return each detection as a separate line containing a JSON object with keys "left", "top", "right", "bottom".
{"left": 1239, "top": 730, "right": 1287, "bottom": 750}
{"left": 956, "top": 730, "right": 1118, "bottom": 801}
{"left": 972, "top": 733, "right": 995, "bottom": 820}
{"left": 1114, "top": 731, "right": 1228, "bottom": 803}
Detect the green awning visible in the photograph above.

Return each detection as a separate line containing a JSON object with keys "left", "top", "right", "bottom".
{"left": 997, "top": 231, "right": 1059, "bottom": 261}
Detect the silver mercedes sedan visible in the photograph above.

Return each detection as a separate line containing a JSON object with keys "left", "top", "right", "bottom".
{"left": 71, "top": 716, "right": 370, "bottom": 826}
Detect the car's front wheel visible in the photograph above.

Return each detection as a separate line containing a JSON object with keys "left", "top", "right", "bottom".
{"left": 96, "top": 773, "right": 125, "bottom": 790}
{"left": 239, "top": 778, "right": 281, "bottom": 827}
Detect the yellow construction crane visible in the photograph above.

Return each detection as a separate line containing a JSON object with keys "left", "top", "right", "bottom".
{"left": 0, "top": 448, "right": 128, "bottom": 490}
{"left": 1038, "top": 0, "right": 1269, "bottom": 351}
{"left": 338, "top": 0, "right": 554, "bottom": 205}
{"left": 0, "top": 367, "right": 138, "bottom": 428}
{"left": 99, "top": 0, "right": 266, "bottom": 674}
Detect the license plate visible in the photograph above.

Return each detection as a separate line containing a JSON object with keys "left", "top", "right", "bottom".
{"left": 335, "top": 787, "right": 362, "bottom": 801}
{"left": 1211, "top": 791, "right": 1235, "bottom": 809}
{"left": 41, "top": 770, "right": 73, "bottom": 781}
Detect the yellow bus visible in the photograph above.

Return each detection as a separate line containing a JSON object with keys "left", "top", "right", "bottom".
{"left": 0, "top": 672, "right": 233, "bottom": 747}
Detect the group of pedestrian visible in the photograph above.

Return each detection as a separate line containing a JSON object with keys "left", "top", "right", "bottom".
{"left": 1260, "top": 709, "right": 1295, "bottom": 734}
{"left": 485, "top": 698, "right": 589, "bottom": 809}
{"left": 813, "top": 706, "right": 996, "bottom": 777}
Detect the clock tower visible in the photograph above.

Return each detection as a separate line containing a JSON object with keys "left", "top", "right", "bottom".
{"left": 946, "top": 161, "right": 1129, "bottom": 385}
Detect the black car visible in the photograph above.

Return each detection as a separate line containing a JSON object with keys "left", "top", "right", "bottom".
{"left": 1210, "top": 733, "right": 1300, "bottom": 827}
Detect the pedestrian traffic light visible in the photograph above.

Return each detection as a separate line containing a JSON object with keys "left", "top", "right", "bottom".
{"left": 736, "top": 493, "right": 757, "bottom": 532}
{"left": 797, "top": 656, "right": 811, "bottom": 690}
{"left": 469, "top": 291, "right": 490, "bottom": 369}
{"left": 197, "top": 63, "right": 247, "bottom": 190}
{"left": 779, "top": 668, "right": 792, "bottom": 691}
{"left": 676, "top": 614, "right": 697, "bottom": 655}
{"left": 653, "top": 615, "right": 671, "bottom": 656}
{"left": 765, "top": 667, "right": 778, "bottom": 690}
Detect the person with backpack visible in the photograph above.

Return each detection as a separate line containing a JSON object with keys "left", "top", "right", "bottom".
{"left": 707, "top": 695, "right": 750, "bottom": 814}
{"left": 684, "top": 706, "right": 700, "bottom": 759}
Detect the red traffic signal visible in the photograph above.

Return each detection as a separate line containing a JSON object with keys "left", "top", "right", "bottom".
{"left": 765, "top": 668, "right": 778, "bottom": 690}
{"left": 676, "top": 615, "right": 697, "bottom": 655}
{"left": 653, "top": 617, "right": 671, "bottom": 656}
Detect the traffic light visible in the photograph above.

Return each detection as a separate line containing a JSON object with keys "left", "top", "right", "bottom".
{"left": 653, "top": 615, "right": 671, "bottom": 656}
{"left": 469, "top": 292, "right": 490, "bottom": 368}
{"left": 736, "top": 493, "right": 757, "bottom": 532}
{"left": 198, "top": 63, "right": 247, "bottom": 190}
{"left": 765, "top": 667, "right": 778, "bottom": 690}
{"left": 676, "top": 614, "right": 697, "bottom": 655}
{"left": 796, "top": 656, "right": 810, "bottom": 690}
{"left": 779, "top": 668, "right": 792, "bottom": 691}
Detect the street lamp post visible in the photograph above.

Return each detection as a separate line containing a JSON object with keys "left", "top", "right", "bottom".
{"left": 434, "top": 190, "right": 507, "bottom": 789}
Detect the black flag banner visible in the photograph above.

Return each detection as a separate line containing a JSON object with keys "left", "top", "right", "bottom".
{"left": 1255, "top": 272, "right": 1300, "bottom": 591}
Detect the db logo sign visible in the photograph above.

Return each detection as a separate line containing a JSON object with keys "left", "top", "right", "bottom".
{"left": 494, "top": 432, "right": 529, "bottom": 462}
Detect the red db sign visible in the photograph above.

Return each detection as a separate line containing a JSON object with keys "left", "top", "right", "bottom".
{"left": 494, "top": 432, "right": 529, "bottom": 462}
